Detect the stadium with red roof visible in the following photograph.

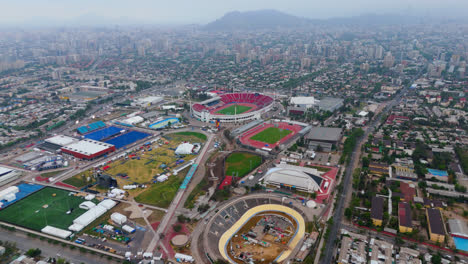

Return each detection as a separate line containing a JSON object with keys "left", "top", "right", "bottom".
{"left": 191, "top": 92, "right": 274, "bottom": 123}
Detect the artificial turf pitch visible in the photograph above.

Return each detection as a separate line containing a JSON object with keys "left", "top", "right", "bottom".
{"left": 0, "top": 187, "right": 87, "bottom": 231}
{"left": 216, "top": 104, "right": 252, "bottom": 115}
{"left": 250, "top": 127, "right": 293, "bottom": 144}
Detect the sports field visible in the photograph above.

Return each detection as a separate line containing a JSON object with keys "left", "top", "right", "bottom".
{"left": 216, "top": 104, "right": 252, "bottom": 115}
{"left": 225, "top": 152, "right": 262, "bottom": 178}
{"left": 250, "top": 127, "right": 292, "bottom": 144}
{"left": 0, "top": 187, "right": 88, "bottom": 231}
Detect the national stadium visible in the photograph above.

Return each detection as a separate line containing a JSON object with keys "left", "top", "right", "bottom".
{"left": 191, "top": 93, "right": 274, "bottom": 123}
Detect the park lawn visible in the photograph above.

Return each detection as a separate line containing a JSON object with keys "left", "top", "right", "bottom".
{"left": 169, "top": 132, "right": 207, "bottom": 142}
{"left": 40, "top": 170, "right": 65, "bottom": 178}
{"left": 250, "top": 127, "right": 292, "bottom": 144}
{"left": 0, "top": 187, "right": 88, "bottom": 231}
{"left": 63, "top": 169, "right": 95, "bottom": 188}
{"left": 216, "top": 104, "right": 252, "bottom": 115}
{"left": 134, "top": 173, "right": 185, "bottom": 208}
{"left": 184, "top": 178, "right": 209, "bottom": 209}
{"left": 107, "top": 133, "right": 201, "bottom": 185}
{"left": 225, "top": 152, "right": 262, "bottom": 178}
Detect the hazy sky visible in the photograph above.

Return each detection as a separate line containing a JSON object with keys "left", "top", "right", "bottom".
{"left": 0, "top": 0, "right": 467, "bottom": 25}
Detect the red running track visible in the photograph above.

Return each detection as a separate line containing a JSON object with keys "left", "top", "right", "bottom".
{"left": 239, "top": 122, "right": 303, "bottom": 149}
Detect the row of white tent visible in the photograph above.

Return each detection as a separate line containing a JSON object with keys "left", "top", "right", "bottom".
{"left": 68, "top": 199, "right": 117, "bottom": 232}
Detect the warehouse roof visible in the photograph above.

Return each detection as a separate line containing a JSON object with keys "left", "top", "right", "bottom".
{"left": 427, "top": 208, "right": 445, "bottom": 236}
{"left": 371, "top": 196, "right": 384, "bottom": 220}
{"left": 45, "top": 135, "right": 78, "bottom": 147}
{"left": 290, "top": 97, "right": 315, "bottom": 106}
{"left": 305, "top": 127, "right": 343, "bottom": 142}
{"left": 448, "top": 219, "right": 468, "bottom": 237}
{"left": 62, "top": 139, "right": 114, "bottom": 156}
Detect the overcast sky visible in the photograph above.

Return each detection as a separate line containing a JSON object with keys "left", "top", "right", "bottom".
{"left": 0, "top": 0, "right": 467, "bottom": 25}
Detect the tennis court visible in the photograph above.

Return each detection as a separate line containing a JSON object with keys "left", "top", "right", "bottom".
{"left": 0, "top": 187, "right": 88, "bottom": 231}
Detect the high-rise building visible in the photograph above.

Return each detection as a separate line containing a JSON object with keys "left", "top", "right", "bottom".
{"left": 383, "top": 52, "right": 395, "bottom": 68}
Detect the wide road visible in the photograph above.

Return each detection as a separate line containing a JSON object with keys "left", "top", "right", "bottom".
{"left": 1, "top": 230, "right": 115, "bottom": 264}
{"left": 319, "top": 85, "right": 410, "bottom": 264}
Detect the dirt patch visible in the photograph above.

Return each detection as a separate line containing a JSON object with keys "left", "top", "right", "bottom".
{"left": 226, "top": 211, "right": 298, "bottom": 264}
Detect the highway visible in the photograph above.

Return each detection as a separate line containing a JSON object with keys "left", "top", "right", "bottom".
{"left": 319, "top": 86, "right": 410, "bottom": 264}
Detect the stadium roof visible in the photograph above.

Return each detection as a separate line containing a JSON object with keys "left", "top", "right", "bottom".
{"left": 305, "top": 127, "right": 343, "bottom": 143}
{"left": 45, "top": 135, "right": 78, "bottom": 147}
{"left": 61, "top": 139, "right": 114, "bottom": 156}
{"left": 264, "top": 164, "right": 324, "bottom": 193}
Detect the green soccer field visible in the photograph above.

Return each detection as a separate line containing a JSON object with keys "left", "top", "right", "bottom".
{"left": 216, "top": 104, "right": 252, "bottom": 115}
{"left": 225, "top": 152, "right": 262, "bottom": 178}
{"left": 250, "top": 127, "right": 293, "bottom": 144}
{"left": 0, "top": 187, "right": 88, "bottom": 231}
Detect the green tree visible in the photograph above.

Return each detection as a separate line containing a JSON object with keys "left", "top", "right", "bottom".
{"left": 25, "top": 248, "right": 41, "bottom": 258}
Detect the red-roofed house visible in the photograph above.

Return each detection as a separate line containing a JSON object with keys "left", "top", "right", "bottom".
{"left": 400, "top": 182, "right": 416, "bottom": 202}
{"left": 399, "top": 202, "right": 413, "bottom": 233}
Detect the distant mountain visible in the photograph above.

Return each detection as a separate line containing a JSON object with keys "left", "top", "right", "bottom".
{"left": 204, "top": 9, "right": 313, "bottom": 31}
{"left": 204, "top": 10, "right": 455, "bottom": 31}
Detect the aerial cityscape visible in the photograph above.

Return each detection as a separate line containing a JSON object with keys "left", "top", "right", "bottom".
{"left": 0, "top": 1, "right": 467, "bottom": 264}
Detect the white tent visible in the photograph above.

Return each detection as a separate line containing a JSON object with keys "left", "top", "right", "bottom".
{"left": 79, "top": 201, "right": 96, "bottom": 210}
{"left": 175, "top": 143, "right": 194, "bottom": 155}
{"left": 0, "top": 186, "right": 19, "bottom": 201}
{"left": 122, "top": 225, "right": 136, "bottom": 233}
{"left": 98, "top": 199, "right": 117, "bottom": 210}
{"left": 68, "top": 223, "right": 85, "bottom": 232}
{"left": 72, "top": 205, "right": 107, "bottom": 227}
{"left": 111, "top": 212, "right": 127, "bottom": 225}
{"left": 84, "top": 194, "right": 96, "bottom": 201}
{"left": 175, "top": 253, "right": 194, "bottom": 262}
{"left": 42, "top": 226, "right": 72, "bottom": 239}
{"left": 3, "top": 193, "right": 16, "bottom": 202}
{"left": 156, "top": 175, "right": 168, "bottom": 182}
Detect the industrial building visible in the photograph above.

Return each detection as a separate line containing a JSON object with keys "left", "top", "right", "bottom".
{"left": 61, "top": 139, "right": 115, "bottom": 160}
{"left": 314, "top": 97, "right": 344, "bottom": 112}
{"left": 41, "top": 135, "right": 79, "bottom": 152}
{"left": 289, "top": 97, "right": 316, "bottom": 108}
{"left": 426, "top": 208, "right": 446, "bottom": 243}
{"left": 133, "top": 96, "right": 163, "bottom": 107}
{"left": 0, "top": 166, "right": 21, "bottom": 187}
{"left": 371, "top": 196, "right": 384, "bottom": 226}
{"left": 305, "top": 127, "right": 343, "bottom": 152}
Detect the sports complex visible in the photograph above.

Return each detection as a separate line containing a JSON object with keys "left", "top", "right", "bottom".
{"left": 192, "top": 93, "right": 274, "bottom": 123}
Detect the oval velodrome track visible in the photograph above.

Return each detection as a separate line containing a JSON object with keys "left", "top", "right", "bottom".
{"left": 218, "top": 204, "right": 305, "bottom": 264}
